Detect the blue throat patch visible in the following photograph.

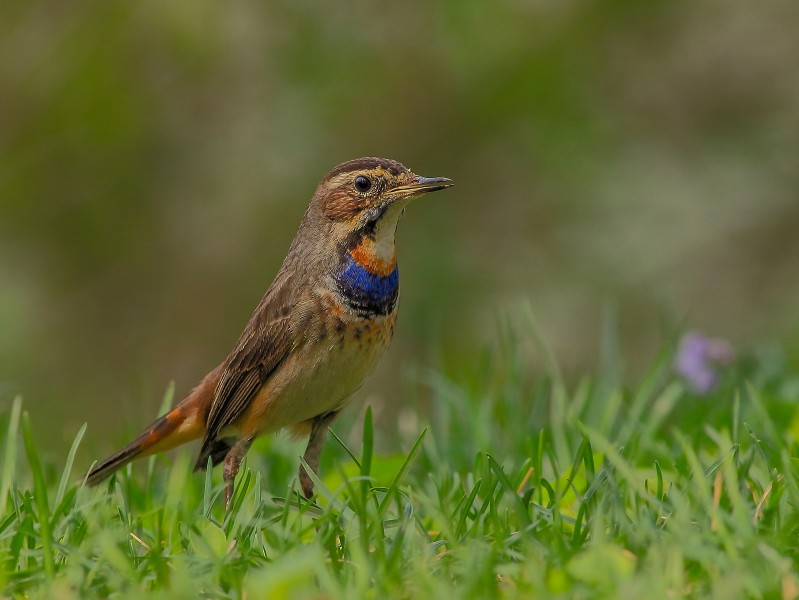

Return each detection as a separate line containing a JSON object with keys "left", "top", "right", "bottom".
{"left": 335, "top": 252, "right": 399, "bottom": 316}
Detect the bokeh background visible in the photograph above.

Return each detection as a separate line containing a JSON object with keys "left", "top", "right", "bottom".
{"left": 2, "top": 0, "right": 799, "bottom": 455}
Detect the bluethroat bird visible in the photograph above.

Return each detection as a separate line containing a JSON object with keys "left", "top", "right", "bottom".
{"left": 86, "top": 157, "right": 453, "bottom": 506}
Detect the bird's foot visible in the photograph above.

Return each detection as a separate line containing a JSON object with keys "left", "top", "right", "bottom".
{"left": 299, "top": 411, "right": 338, "bottom": 499}
{"left": 222, "top": 437, "right": 253, "bottom": 511}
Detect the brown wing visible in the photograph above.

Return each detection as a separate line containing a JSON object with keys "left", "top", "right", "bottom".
{"left": 194, "top": 272, "right": 301, "bottom": 469}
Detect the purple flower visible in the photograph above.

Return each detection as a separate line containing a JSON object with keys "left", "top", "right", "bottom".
{"left": 674, "top": 332, "right": 735, "bottom": 394}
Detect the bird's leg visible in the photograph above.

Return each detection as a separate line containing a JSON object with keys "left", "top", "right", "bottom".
{"left": 223, "top": 436, "right": 253, "bottom": 510}
{"left": 300, "top": 411, "right": 339, "bottom": 499}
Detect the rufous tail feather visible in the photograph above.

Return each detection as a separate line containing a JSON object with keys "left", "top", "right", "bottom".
{"left": 86, "top": 364, "right": 222, "bottom": 486}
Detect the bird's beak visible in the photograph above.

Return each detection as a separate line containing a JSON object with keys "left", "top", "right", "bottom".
{"left": 392, "top": 175, "right": 454, "bottom": 200}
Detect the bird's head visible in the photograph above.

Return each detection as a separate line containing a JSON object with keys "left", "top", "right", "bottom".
{"left": 312, "top": 157, "right": 452, "bottom": 244}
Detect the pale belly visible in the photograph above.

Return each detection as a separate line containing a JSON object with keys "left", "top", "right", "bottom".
{"left": 240, "top": 310, "right": 397, "bottom": 436}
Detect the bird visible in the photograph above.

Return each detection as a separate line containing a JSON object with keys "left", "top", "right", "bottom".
{"left": 86, "top": 157, "right": 453, "bottom": 507}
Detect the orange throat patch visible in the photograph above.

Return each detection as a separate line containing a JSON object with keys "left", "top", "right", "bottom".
{"left": 349, "top": 238, "right": 396, "bottom": 276}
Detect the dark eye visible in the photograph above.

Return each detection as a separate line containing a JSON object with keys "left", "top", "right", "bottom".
{"left": 354, "top": 175, "right": 372, "bottom": 193}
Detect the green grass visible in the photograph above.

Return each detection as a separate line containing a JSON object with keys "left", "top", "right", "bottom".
{"left": 2, "top": 329, "right": 799, "bottom": 599}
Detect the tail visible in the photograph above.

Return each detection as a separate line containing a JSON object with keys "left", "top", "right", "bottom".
{"left": 86, "top": 364, "right": 223, "bottom": 486}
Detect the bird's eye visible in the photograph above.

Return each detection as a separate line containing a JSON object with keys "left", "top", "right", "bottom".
{"left": 354, "top": 176, "right": 372, "bottom": 193}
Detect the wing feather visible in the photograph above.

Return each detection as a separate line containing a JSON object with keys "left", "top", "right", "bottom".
{"left": 195, "top": 271, "right": 302, "bottom": 469}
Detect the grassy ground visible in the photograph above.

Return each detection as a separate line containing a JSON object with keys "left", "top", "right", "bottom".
{"left": 2, "top": 327, "right": 799, "bottom": 598}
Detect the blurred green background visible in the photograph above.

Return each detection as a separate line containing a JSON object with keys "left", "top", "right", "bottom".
{"left": 2, "top": 0, "right": 798, "bottom": 454}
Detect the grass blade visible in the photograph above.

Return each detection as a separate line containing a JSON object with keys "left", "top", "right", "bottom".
{"left": 378, "top": 428, "right": 427, "bottom": 516}
{"left": 360, "top": 406, "right": 374, "bottom": 500}
{"left": 329, "top": 429, "right": 361, "bottom": 470}
{"left": 21, "top": 411, "right": 54, "bottom": 578}
{"left": 486, "top": 454, "right": 531, "bottom": 527}
{"left": 1, "top": 395, "right": 22, "bottom": 515}
{"left": 56, "top": 422, "right": 86, "bottom": 507}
